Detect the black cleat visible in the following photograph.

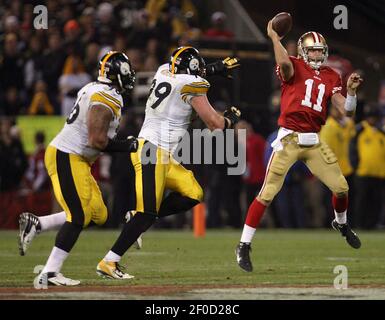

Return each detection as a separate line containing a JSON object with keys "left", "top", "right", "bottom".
{"left": 332, "top": 219, "right": 361, "bottom": 249}
{"left": 235, "top": 242, "right": 253, "bottom": 272}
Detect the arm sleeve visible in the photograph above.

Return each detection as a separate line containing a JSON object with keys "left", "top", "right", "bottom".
{"left": 89, "top": 91, "right": 122, "bottom": 118}
{"left": 332, "top": 74, "right": 343, "bottom": 95}
{"left": 180, "top": 79, "right": 210, "bottom": 104}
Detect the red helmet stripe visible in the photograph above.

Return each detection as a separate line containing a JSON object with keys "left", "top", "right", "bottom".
{"left": 310, "top": 32, "right": 316, "bottom": 42}
{"left": 312, "top": 32, "right": 320, "bottom": 43}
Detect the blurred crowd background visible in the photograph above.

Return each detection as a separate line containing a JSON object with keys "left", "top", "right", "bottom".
{"left": 1, "top": 0, "right": 384, "bottom": 230}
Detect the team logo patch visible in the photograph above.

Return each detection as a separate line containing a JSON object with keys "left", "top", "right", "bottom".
{"left": 120, "top": 62, "right": 131, "bottom": 75}
{"left": 189, "top": 58, "right": 199, "bottom": 71}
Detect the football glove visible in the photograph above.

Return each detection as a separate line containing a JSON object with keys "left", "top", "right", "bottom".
{"left": 104, "top": 136, "right": 138, "bottom": 153}
{"left": 205, "top": 57, "right": 240, "bottom": 79}
{"left": 224, "top": 106, "right": 241, "bottom": 128}
{"left": 127, "top": 136, "right": 138, "bottom": 152}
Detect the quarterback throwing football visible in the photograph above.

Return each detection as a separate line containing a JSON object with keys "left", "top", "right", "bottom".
{"left": 236, "top": 20, "right": 363, "bottom": 272}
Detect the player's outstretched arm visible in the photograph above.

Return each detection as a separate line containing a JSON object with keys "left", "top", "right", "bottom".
{"left": 205, "top": 57, "right": 240, "bottom": 79}
{"left": 190, "top": 95, "right": 240, "bottom": 130}
{"left": 267, "top": 19, "right": 294, "bottom": 81}
{"left": 331, "top": 72, "right": 363, "bottom": 117}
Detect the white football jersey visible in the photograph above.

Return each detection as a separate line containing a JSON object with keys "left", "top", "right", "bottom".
{"left": 51, "top": 82, "right": 123, "bottom": 162}
{"left": 139, "top": 64, "right": 210, "bottom": 152}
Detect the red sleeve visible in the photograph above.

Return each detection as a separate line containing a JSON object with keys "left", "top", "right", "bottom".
{"left": 331, "top": 73, "right": 343, "bottom": 96}
{"left": 275, "top": 56, "right": 297, "bottom": 83}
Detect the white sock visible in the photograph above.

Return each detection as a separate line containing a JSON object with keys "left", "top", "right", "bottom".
{"left": 39, "top": 211, "right": 67, "bottom": 231}
{"left": 335, "top": 210, "right": 347, "bottom": 224}
{"left": 104, "top": 250, "right": 121, "bottom": 263}
{"left": 41, "top": 246, "right": 69, "bottom": 274}
{"left": 240, "top": 224, "right": 256, "bottom": 243}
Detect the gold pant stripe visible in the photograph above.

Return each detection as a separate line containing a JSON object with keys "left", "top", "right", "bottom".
{"left": 131, "top": 140, "right": 145, "bottom": 213}
{"left": 155, "top": 151, "right": 167, "bottom": 210}
{"left": 45, "top": 147, "right": 73, "bottom": 222}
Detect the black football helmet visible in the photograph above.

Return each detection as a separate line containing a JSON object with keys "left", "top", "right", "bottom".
{"left": 98, "top": 51, "right": 136, "bottom": 92}
{"left": 169, "top": 46, "right": 206, "bottom": 76}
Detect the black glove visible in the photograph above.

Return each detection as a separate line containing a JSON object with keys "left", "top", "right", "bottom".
{"left": 205, "top": 57, "right": 240, "bottom": 79}
{"left": 127, "top": 136, "right": 138, "bottom": 152}
{"left": 223, "top": 106, "right": 241, "bottom": 128}
{"left": 104, "top": 136, "right": 138, "bottom": 153}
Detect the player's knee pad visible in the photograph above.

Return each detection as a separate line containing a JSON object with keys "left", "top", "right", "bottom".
{"left": 333, "top": 175, "right": 349, "bottom": 196}
{"left": 96, "top": 203, "right": 108, "bottom": 226}
{"left": 187, "top": 172, "right": 204, "bottom": 202}
{"left": 192, "top": 183, "right": 204, "bottom": 202}
{"left": 328, "top": 174, "right": 349, "bottom": 196}
{"left": 270, "top": 157, "right": 287, "bottom": 176}
{"left": 83, "top": 215, "right": 92, "bottom": 228}
{"left": 259, "top": 184, "right": 278, "bottom": 203}
{"left": 87, "top": 201, "right": 108, "bottom": 227}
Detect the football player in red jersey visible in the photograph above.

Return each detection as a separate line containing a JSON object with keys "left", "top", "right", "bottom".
{"left": 236, "top": 20, "right": 363, "bottom": 272}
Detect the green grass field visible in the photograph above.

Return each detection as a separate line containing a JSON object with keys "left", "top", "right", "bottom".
{"left": 1, "top": 229, "right": 385, "bottom": 299}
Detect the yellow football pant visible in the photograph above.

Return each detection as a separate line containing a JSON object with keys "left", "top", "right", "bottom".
{"left": 44, "top": 145, "right": 107, "bottom": 227}
{"left": 130, "top": 139, "right": 203, "bottom": 215}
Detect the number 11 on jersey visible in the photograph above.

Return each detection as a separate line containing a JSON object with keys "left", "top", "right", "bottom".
{"left": 301, "top": 79, "right": 325, "bottom": 112}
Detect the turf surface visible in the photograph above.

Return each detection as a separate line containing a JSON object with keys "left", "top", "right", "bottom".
{"left": 1, "top": 229, "right": 384, "bottom": 288}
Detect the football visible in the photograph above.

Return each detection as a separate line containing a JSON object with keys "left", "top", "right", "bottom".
{"left": 272, "top": 12, "right": 292, "bottom": 37}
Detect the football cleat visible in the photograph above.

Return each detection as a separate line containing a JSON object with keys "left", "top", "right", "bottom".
{"left": 235, "top": 242, "right": 253, "bottom": 272}
{"left": 35, "top": 272, "right": 80, "bottom": 288}
{"left": 332, "top": 219, "right": 361, "bottom": 249}
{"left": 125, "top": 211, "right": 143, "bottom": 250}
{"left": 19, "top": 212, "right": 42, "bottom": 256}
{"left": 96, "top": 260, "right": 134, "bottom": 280}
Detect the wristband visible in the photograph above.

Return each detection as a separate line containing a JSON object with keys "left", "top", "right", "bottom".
{"left": 344, "top": 94, "right": 357, "bottom": 112}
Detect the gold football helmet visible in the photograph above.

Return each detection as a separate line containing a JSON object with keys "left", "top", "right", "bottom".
{"left": 297, "top": 31, "right": 328, "bottom": 69}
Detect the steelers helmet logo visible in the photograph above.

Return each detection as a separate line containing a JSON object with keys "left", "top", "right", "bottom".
{"left": 189, "top": 58, "right": 199, "bottom": 71}
{"left": 120, "top": 62, "right": 131, "bottom": 75}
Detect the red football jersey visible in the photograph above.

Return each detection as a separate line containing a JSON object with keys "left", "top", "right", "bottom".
{"left": 276, "top": 56, "right": 343, "bottom": 132}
